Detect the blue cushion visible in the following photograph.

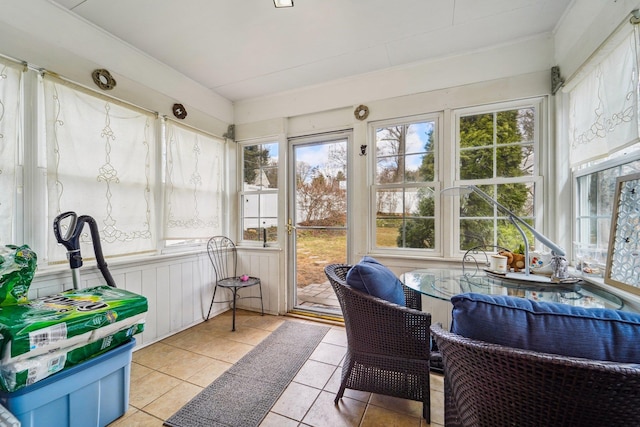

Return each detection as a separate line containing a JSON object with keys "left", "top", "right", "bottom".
{"left": 451, "top": 292, "right": 640, "bottom": 363}
{"left": 345, "top": 256, "right": 406, "bottom": 306}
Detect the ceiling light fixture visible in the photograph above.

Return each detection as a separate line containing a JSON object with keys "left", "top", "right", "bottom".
{"left": 273, "top": 0, "right": 293, "bottom": 8}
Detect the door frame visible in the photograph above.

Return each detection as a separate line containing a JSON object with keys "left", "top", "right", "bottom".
{"left": 286, "top": 130, "right": 354, "bottom": 315}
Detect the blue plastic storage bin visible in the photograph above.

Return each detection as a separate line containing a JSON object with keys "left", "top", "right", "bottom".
{"left": 0, "top": 338, "right": 135, "bottom": 427}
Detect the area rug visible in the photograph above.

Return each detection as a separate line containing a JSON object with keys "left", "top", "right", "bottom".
{"left": 164, "top": 321, "right": 331, "bottom": 427}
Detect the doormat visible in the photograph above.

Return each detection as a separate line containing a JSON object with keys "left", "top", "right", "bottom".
{"left": 164, "top": 321, "right": 330, "bottom": 427}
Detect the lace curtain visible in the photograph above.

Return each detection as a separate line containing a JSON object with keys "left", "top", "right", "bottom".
{"left": 44, "top": 76, "right": 157, "bottom": 262}
{"left": 164, "top": 120, "right": 223, "bottom": 239}
{"left": 567, "top": 26, "right": 639, "bottom": 167}
{"left": 0, "top": 59, "right": 21, "bottom": 244}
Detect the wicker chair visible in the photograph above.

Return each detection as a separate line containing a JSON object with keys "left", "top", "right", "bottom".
{"left": 430, "top": 324, "right": 640, "bottom": 427}
{"left": 324, "top": 263, "right": 432, "bottom": 421}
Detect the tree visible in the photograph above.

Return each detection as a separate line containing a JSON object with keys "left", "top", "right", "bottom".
{"left": 296, "top": 163, "right": 346, "bottom": 226}
{"left": 243, "top": 145, "right": 271, "bottom": 186}
{"left": 396, "top": 127, "right": 435, "bottom": 248}
{"left": 458, "top": 109, "right": 532, "bottom": 250}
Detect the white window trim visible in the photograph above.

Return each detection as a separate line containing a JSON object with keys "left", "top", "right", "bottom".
{"left": 368, "top": 113, "right": 443, "bottom": 257}
{"left": 237, "top": 137, "right": 283, "bottom": 248}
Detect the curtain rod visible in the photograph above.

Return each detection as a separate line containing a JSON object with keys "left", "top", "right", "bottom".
{"left": 563, "top": 9, "right": 639, "bottom": 90}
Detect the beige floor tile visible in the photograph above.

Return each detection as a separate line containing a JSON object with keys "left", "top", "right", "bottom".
{"left": 260, "top": 412, "right": 300, "bottom": 427}
{"left": 430, "top": 373, "right": 444, "bottom": 390}
{"left": 130, "top": 362, "right": 154, "bottom": 381}
{"left": 323, "top": 327, "right": 348, "bottom": 347}
{"left": 133, "top": 342, "right": 186, "bottom": 370}
{"left": 184, "top": 357, "right": 233, "bottom": 387}
{"left": 429, "top": 389, "right": 445, "bottom": 426}
{"left": 242, "top": 314, "right": 286, "bottom": 331}
{"left": 302, "top": 390, "right": 367, "bottom": 427}
{"left": 109, "top": 409, "right": 165, "bottom": 426}
{"left": 308, "top": 341, "right": 346, "bottom": 365}
{"left": 293, "top": 359, "right": 338, "bottom": 389}
{"left": 128, "top": 370, "right": 182, "bottom": 409}
{"left": 271, "top": 381, "right": 321, "bottom": 421}
{"left": 219, "top": 325, "right": 272, "bottom": 345}
{"left": 369, "top": 393, "right": 424, "bottom": 419}
{"left": 360, "top": 404, "right": 422, "bottom": 427}
{"left": 143, "top": 381, "right": 202, "bottom": 420}
{"left": 325, "top": 368, "right": 373, "bottom": 403}
{"left": 195, "top": 337, "right": 254, "bottom": 363}
{"left": 156, "top": 350, "right": 220, "bottom": 380}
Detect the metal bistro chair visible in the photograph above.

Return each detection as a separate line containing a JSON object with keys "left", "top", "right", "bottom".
{"left": 205, "top": 236, "right": 263, "bottom": 331}
{"left": 324, "top": 263, "right": 432, "bottom": 422}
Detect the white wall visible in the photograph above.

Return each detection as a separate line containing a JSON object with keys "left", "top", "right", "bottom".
{"left": 0, "top": 0, "right": 233, "bottom": 136}
{"left": 30, "top": 248, "right": 281, "bottom": 348}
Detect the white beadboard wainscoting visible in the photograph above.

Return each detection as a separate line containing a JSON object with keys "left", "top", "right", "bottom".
{"left": 28, "top": 248, "right": 282, "bottom": 349}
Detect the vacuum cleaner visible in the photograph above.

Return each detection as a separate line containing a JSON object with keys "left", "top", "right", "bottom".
{"left": 53, "top": 211, "right": 116, "bottom": 289}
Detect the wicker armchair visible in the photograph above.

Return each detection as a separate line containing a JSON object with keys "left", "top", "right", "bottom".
{"left": 324, "top": 263, "right": 432, "bottom": 421}
{"left": 431, "top": 324, "right": 640, "bottom": 427}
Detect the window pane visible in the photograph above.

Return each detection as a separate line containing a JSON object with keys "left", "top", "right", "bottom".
{"left": 460, "top": 147, "right": 493, "bottom": 179}
{"left": 376, "top": 155, "right": 402, "bottom": 184}
{"left": 375, "top": 187, "right": 435, "bottom": 249}
{"left": 376, "top": 218, "right": 402, "bottom": 248}
{"left": 243, "top": 142, "right": 278, "bottom": 190}
{"left": 460, "top": 113, "right": 493, "bottom": 148}
{"left": 375, "top": 121, "right": 436, "bottom": 184}
{"left": 406, "top": 153, "right": 434, "bottom": 182}
{"left": 242, "top": 192, "right": 278, "bottom": 242}
{"left": 575, "top": 158, "right": 640, "bottom": 264}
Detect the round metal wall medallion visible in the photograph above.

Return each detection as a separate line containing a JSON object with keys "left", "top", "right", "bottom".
{"left": 91, "top": 69, "right": 116, "bottom": 90}
{"left": 172, "top": 103, "right": 188, "bottom": 119}
{"left": 354, "top": 104, "right": 369, "bottom": 121}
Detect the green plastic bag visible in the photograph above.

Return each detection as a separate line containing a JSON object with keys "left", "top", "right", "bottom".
{"left": 0, "top": 245, "right": 37, "bottom": 306}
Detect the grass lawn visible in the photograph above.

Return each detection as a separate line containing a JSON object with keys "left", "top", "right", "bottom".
{"left": 295, "top": 227, "right": 398, "bottom": 286}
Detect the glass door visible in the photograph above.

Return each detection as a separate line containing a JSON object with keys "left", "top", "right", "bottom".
{"left": 288, "top": 132, "right": 350, "bottom": 316}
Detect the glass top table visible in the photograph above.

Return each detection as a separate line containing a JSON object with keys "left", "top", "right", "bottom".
{"left": 400, "top": 268, "right": 625, "bottom": 311}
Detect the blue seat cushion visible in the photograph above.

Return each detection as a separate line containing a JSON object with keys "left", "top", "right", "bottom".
{"left": 451, "top": 292, "right": 640, "bottom": 363}
{"left": 345, "top": 256, "right": 406, "bottom": 306}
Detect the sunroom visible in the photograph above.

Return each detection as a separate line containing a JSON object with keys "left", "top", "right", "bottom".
{"left": 0, "top": 0, "right": 640, "bottom": 424}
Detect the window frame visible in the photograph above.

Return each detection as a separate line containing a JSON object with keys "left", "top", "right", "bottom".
{"left": 238, "top": 138, "right": 280, "bottom": 247}
{"left": 369, "top": 113, "right": 443, "bottom": 256}
{"left": 451, "top": 97, "right": 545, "bottom": 255}
{"left": 572, "top": 144, "right": 640, "bottom": 268}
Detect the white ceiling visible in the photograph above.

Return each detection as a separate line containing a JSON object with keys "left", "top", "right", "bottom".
{"left": 53, "top": 0, "right": 573, "bottom": 102}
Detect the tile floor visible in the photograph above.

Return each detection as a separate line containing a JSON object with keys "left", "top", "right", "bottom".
{"left": 109, "top": 309, "right": 445, "bottom": 426}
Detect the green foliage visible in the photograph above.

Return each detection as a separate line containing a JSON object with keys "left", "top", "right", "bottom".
{"left": 243, "top": 145, "right": 271, "bottom": 186}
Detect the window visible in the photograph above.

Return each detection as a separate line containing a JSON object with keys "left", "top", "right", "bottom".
{"left": 372, "top": 116, "right": 439, "bottom": 251}
{"left": 164, "top": 120, "right": 224, "bottom": 244}
{"left": 574, "top": 147, "right": 640, "bottom": 272}
{"left": 240, "top": 141, "right": 279, "bottom": 244}
{"left": 566, "top": 18, "right": 640, "bottom": 276}
{"left": 0, "top": 59, "right": 22, "bottom": 244}
{"left": 44, "top": 76, "right": 158, "bottom": 262}
{"left": 455, "top": 100, "right": 540, "bottom": 252}
{"left": 1, "top": 60, "right": 229, "bottom": 268}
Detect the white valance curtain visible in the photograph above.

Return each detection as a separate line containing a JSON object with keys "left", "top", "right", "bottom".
{"left": 567, "top": 22, "right": 640, "bottom": 167}
{"left": 164, "top": 120, "right": 223, "bottom": 239}
{"left": 0, "top": 59, "right": 21, "bottom": 244}
{"left": 44, "top": 76, "right": 157, "bottom": 262}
